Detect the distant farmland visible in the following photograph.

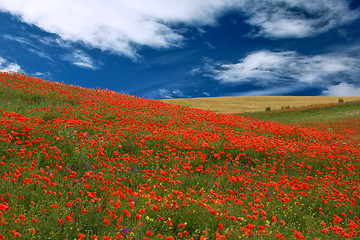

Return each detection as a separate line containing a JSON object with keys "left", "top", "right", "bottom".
{"left": 162, "top": 96, "right": 360, "bottom": 114}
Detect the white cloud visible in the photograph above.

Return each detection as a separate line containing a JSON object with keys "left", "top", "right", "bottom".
{"left": 3, "top": 34, "right": 33, "bottom": 46}
{"left": 0, "top": 57, "right": 22, "bottom": 72}
{"left": 212, "top": 51, "right": 293, "bottom": 84}
{"left": 210, "top": 50, "right": 360, "bottom": 86}
{"left": 62, "top": 50, "right": 98, "bottom": 70}
{"left": 0, "top": 0, "right": 357, "bottom": 60}
{"left": 0, "top": 0, "right": 357, "bottom": 59}
{"left": 322, "top": 83, "right": 360, "bottom": 96}
{"left": 28, "top": 48, "right": 52, "bottom": 61}
{"left": 0, "top": 0, "right": 240, "bottom": 58}
{"left": 230, "top": 84, "right": 307, "bottom": 96}
{"left": 189, "top": 68, "right": 202, "bottom": 76}
{"left": 158, "top": 88, "right": 186, "bottom": 99}
{"left": 33, "top": 71, "right": 52, "bottom": 79}
{"left": 3, "top": 34, "right": 53, "bottom": 60}
{"left": 243, "top": 0, "right": 360, "bottom": 38}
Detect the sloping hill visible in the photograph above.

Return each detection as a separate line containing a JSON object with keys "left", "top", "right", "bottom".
{"left": 0, "top": 72, "right": 359, "bottom": 239}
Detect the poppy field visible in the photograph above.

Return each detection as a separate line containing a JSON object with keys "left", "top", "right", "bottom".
{"left": 0, "top": 72, "right": 359, "bottom": 239}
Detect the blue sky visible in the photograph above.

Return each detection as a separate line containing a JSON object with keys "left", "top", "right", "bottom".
{"left": 0, "top": 0, "right": 360, "bottom": 99}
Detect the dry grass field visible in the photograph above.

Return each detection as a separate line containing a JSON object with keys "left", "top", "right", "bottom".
{"left": 162, "top": 96, "right": 360, "bottom": 114}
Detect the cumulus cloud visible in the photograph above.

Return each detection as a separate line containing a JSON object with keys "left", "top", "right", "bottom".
{"left": 210, "top": 50, "right": 360, "bottom": 86}
{"left": 1, "top": 0, "right": 355, "bottom": 59}
{"left": 322, "top": 83, "right": 360, "bottom": 96}
{"left": 62, "top": 50, "right": 99, "bottom": 70}
{"left": 0, "top": 0, "right": 240, "bottom": 58}
{"left": 0, "top": 57, "right": 22, "bottom": 72}
{"left": 243, "top": 0, "right": 360, "bottom": 38}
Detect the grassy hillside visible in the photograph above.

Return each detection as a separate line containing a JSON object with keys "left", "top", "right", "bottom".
{"left": 0, "top": 72, "right": 359, "bottom": 239}
{"left": 242, "top": 100, "right": 360, "bottom": 122}
{"left": 242, "top": 101, "right": 360, "bottom": 143}
{"left": 162, "top": 96, "right": 360, "bottom": 114}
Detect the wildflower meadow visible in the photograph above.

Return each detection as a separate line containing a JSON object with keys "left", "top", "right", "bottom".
{"left": 0, "top": 72, "right": 359, "bottom": 239}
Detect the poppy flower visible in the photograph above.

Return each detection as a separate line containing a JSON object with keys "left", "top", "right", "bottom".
{"left": 218, "top": 223, "right": 224, "bottom": 230}
{"left": 124, "top": 209, "right": 131, "bottom": 218}
{"left": 104, "top": 218, "right": 109, "bottom": 226}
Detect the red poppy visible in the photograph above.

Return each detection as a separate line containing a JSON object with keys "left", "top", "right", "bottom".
{"left": 103, "top": 218, "right": 109, "bottom": 226}
{"left": 218, "top": 223, "right": 224, "bottom": 230}
{"left": 66, "top": 216, "right": 72, "bottom": 222}
{"left": 58, "top": 218, "right": 64, "bottom": 225}
{"left": 124, "top": 209, "right": 131, "bottom": 218}
{"left": 78, "top": 233, "right": 85, "bottom": 240}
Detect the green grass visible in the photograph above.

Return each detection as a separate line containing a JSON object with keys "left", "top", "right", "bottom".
{"left": 241, "top": 100, "right": 360, "bottom": 123}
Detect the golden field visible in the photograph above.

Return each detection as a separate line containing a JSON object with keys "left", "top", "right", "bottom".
{"left": 162, "top": 96, "right": 360, "bottom": 114}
